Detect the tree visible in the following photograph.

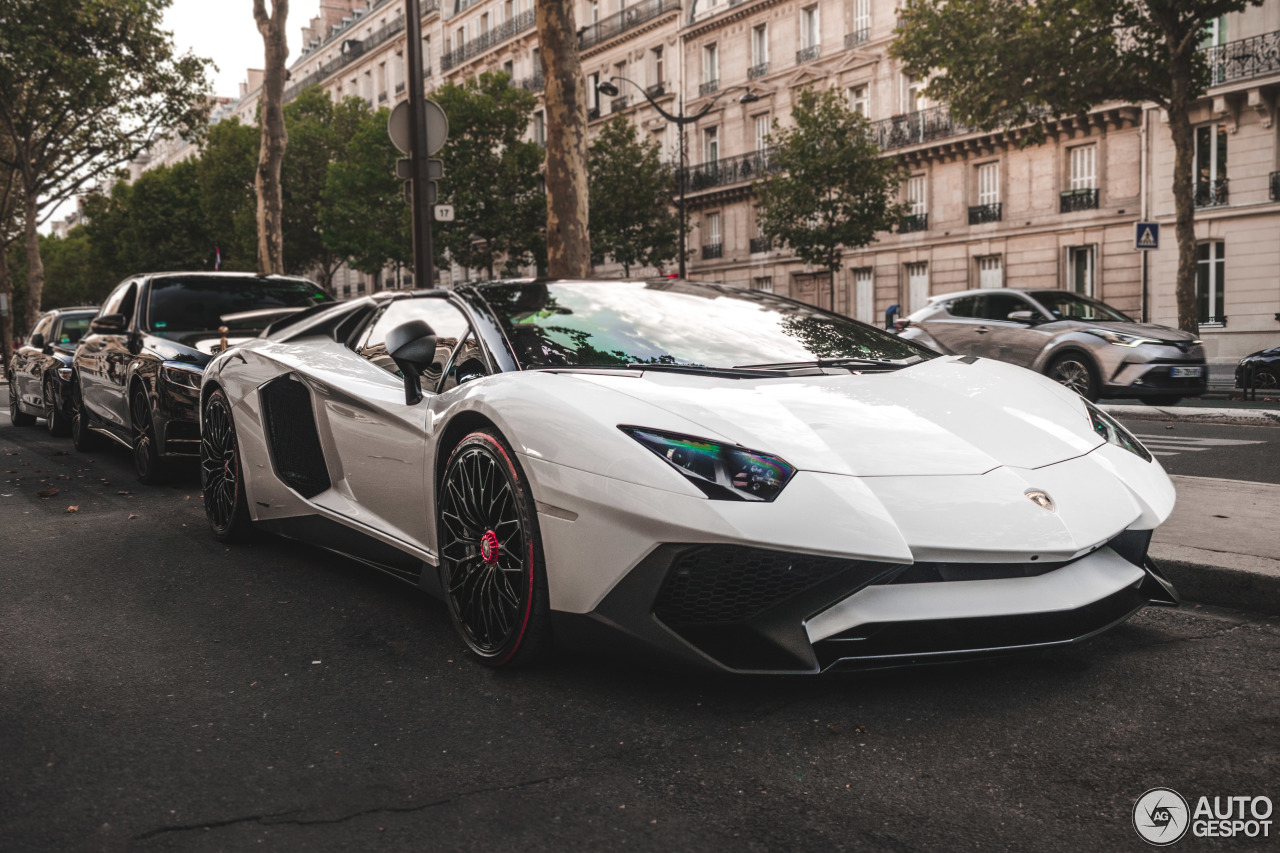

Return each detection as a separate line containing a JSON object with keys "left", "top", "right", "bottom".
{"left": 433, "top": 72, "right": 546, "bottom": 279}
{"left": 196, "top": 120, "right": 261, "bottom": 273}
{"left": 892, "top": 0, "right": 1262, "bottom": 335}
{"left": 321, "top": 107, "right": 413, "bottom": 286}
{"left": 253, "top": 0, "right": 290, "bottom": 275}
{"left": 535, "top": 0, "right": 591, "bottom": 277}
{"left": 588, "top": 117, "right": 680, "bottom": 277}
{"left": 755, "top": 88, "right": 906, "bottom": 307}
{"left": 0, "top": 0, "right": 210, "bottom": 329}
{"left": 39, "top": 226, "right": 99, "bottom": 309}
{"left": 0, "top": 140, "right": 22, "bottom": 360}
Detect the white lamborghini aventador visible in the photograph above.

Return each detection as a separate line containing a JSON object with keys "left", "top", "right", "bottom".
{"left": 198, "top": 279, "right": 1179, "bottom": 673}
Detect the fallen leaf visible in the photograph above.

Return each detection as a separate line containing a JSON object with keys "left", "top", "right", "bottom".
{"left": 35, "top": 486, "right": 59, "bottom": 499}
{"left": 128, "top": 514, "right": 138, "bottom": 519}
{"left": 116, "top": 490, "right": 131, "bottom": 495}
{"left": 66, "top": 506, "right": 79, "bottom": 513}
{"left": 50, "top": 450, "right": 68, "bottom": 456}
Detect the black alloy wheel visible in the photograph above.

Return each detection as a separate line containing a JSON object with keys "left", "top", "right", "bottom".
{"left": 131, "top": 388, "right": 167, "bottom": 484}
{"left": 44, "top": 377, "right": 70, "bottom": 436}
{"left": 1255, "top": 368, "right": 1279, "bottom": 390}
{"left": 8, "top": 373, "right": 36, "bottom": 426}
{"left": 437, "top": 429, "right": 550, "bottom": 667}
{"left": 1047, "top": 353, "right": 1099, "bottom": 402}
{"left": 70, "top": 378, "right": 102, "bottom": 452}
{"left": 201, "top": 389, "right": 251, "bottom": 541}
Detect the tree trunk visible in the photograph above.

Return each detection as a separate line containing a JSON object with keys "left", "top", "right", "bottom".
{"left": 254, "top": 0, "right": 289, "bottom": 276}
{"left": 0, "top": 250, "right": 15, "bottom": 368}
{"left": 536, "top": 0, "right": 591, "bottom": 278}
{"left": 1167, "top": 50, "right": 1199, "bottom": 336}
{"left": 22, "top": 187, "right": 43, "bottom": 331}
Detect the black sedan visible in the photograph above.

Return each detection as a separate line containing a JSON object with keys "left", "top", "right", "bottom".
{"left": 6, "top": 306, "right": 97, "bottom": 435}
{"left": 71, "top": 272, "right": 330, "bottom": 482}
{"left": 1236, "top": 345, "right": 1279, "bottom": 391}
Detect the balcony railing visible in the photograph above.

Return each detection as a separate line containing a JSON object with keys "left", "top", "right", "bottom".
{"left": 516, "top": 73, "right": 544, "bottom": 93}
{"left": 870, "top": 105, "right": 973, "bottom": 151}
{"left": 578, "top": 0, "right": 677, "bottom": 50}
{"left": 587, "top": 106, "right": 601, "bottom": 121}
{"left": 968, "top": 202, "right": 1002, "bottom": 224}
{"left": 1195, "top": 179, "right": 1229, "bottom": 207}
{"left": 899, "top": 213, "right": 928, "bottom": 233}
{"left": 681, "top": 148, "right": 780, "bottom": 192}
{"left": 1271, "top": 171, "right": 1280, "bottom": 201}
{"left": 1206, "top": 29, "right": 1280, "bottom": 86}
{"left": 749, "top": 236, "right": 772, "bottom": 253}
{"left": 845, "top": 28, "right": 870, "bottom": 49}
{"left": 699, "top": 79, "right": 720, "bottom": 96}
{"left": 702, "top": 243, "right": 723, "bottom": 260}
{"left": 378, "top": 92, "right": 388, "bottom": 102}
{"left": 646, "top": 82, "right": 666, "bottom": 98}
{"left": 441, "top": 8, "right": 536, "bottom": 71}
{"left": 748, "top": 62, "right": 769, "bottom": 80}
{"left": 796, "top": 45, "right": 821, "bottom": 64}
{"left": 364, "top": 15, "right": 406, "bottom": 54}
{"left": 395, "top": 81, "right": 405, "bottom": 94}
{"left": 1060, "top": 188, "right": 1099, "bottom": 213}
{"left": 611, "top": 95, "right": 630, "bottom": 112}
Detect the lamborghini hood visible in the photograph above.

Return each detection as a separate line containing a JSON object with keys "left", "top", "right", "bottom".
{"left": 571, "top": 356, "right": 1104, "bottom": 477}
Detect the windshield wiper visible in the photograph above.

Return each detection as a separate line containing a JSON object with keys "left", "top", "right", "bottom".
{"left": 524, "top": 363, "right": 785, "bottom": 379}
{"left": 734, "top": 356, "right": 923, "bottom": 370}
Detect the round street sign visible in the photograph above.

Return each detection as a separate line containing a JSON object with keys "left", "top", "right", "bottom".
{"left": 388, "top": 99, "right": 448, "bottom": 156}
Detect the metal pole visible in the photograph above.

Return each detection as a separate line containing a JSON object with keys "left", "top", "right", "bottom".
{"left": 678, "top": 117, "right": 687, "bottom": 279}
{"left": 404, "top": 0, "right": 435, "bottom": 289}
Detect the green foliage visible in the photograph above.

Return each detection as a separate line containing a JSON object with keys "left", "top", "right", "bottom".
{"left": 588, "top": 116, "right": 680, "bottom": 277}
{"left": 197, "top": 120, "right": 260, "bottom": 272}
{"left": 755, "top": 88, "right": 906, "bottom": 274}
{"left": 39, "top": 227, "right": 99, "bottom": 308}
{"left": 321, "top": 106, "right": 413, "bottom": 279}
{"left": 433, "top": 72, "right": 546, "bottom": 278}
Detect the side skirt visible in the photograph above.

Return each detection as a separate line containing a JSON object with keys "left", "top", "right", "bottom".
{"left": 256, "top": 514, "right": 432, "bottom": 589}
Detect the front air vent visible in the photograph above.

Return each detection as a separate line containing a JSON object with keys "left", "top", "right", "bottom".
{"left": 260, "top": 375, "right": 331, "bottom": 498}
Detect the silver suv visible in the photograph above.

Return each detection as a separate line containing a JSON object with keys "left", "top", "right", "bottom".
{"left": 898, "top": 288, "right": 1207, "bottom": 404}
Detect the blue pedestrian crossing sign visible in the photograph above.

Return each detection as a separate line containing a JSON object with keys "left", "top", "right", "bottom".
{"left": 1135, "top": 222, "right": 1160, "bottom": 251}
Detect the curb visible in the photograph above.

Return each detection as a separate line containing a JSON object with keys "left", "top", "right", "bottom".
{"left": 1100, "top": 403, "right": 1280, "bottom": 426}
{"left": 1155, "top": 558, "right": 1280, "bottom": 618}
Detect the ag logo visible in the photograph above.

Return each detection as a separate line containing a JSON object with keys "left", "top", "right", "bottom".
{"left": 1134, "top": 787, "right": 1190, "bottom": 845}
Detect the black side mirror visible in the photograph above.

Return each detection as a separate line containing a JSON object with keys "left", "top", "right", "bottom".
{"left": 386, "top": 319, "right": 437, "bottom": 405}
{"left": 90, "top": 314, "right": 127, "bottom": 335}
{"left": 30, "top": 332, "right": 45, "bottom": 349}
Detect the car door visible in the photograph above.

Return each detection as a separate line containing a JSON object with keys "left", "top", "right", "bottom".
{"left": 310, "top": 295, "right": 474, "bottom": 553}
{"left": 915, "top": 295, "right": 988, "bottom": 354}
{"left": 78, "top": 280, "right": 140, "bottom": 428}
{"left": 13, "top": 314, "right": 53, "bottom": 408}
{"left": 972, "top": 292, "right": 1054, "bottom": 366}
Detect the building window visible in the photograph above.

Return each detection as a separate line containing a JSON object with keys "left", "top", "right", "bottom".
{"left": 503, "top": 59, "right": 515, "bottom": 78}
{"left": 589, "top": 0, "right": 599, "bottom": 23}
{"left": 703, "top": 126, "right": 719, "bottom": 163}
{"left": 752, "top": 276, "right": 774, "bottom": 292}
{"left": 702, "top": 44, "right": 719, "bottom": 91}
{"left": 901, "top": 73, "right": 926, "bottom": 114}
{"left": 801, "top": 5, "right": 820, "bottom": 49}
{"left": 977, "top": 255, "right": 1003, "bottom": 289}
{"left": 1069, "top": 145, "right": 1096, "bottom": 190}
{"left": 852, "top": 0, "right": 870, "bottom": 36}
{"left": 853, "top": 267, "right": 874, "bottom": 324}
{"left": 849, "top": 85, "right": 869, "bottom": 117}
{"left": 651, "top": 47, "right": 664, "bottom": 85}
{"left": 1197, "top": 241, "right": 1226, "bottom": 325}
{"left": 905, "top": 262, "right": 929, "bottom": 312}
{"left": 703, "top": 212, "right": 723, "bottom": 259}
{"left": 976, "top": 162, "right": 999, "bottom": 205}
{"left": 752, "top": 24, "right": 768, "bottom": 66}
{"left": 532, "top": 111, "right": 545, "bottom": 146}
{"left": 754, "top": 115, "right": 770, "bottom": 152}
{"left": 588, "top": 72, "right": 600, "bottom": 114}
{"left": 1194, "top": 124, "right": 1229, "bottom": 207}
{"left": 907, "top": 175, "right": 926, "bottom": 216}
{"left": 1067, "top": 246, "right": 1094, "bottom": 296}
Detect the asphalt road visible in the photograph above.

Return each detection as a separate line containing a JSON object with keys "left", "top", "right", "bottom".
{"left": 2, "top": 395, "right": 1279, "bottom": 852}
{"left": 1116, "top": 418, "right": 1280, "bottom": 484}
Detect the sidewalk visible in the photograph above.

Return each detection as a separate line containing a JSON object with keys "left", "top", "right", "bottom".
{"left": 1152, "top": 475, "right": 1280, "bottom": 617}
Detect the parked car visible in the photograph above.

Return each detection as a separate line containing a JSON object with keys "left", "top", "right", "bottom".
{"left": 898, "top": 288, "right": 1207, "bottom": 404}
{"left": 1235, "top": 345, "right": 1280, "bottom": 391}
{"left": 6, "top": 306, "right": 98, "bottom": 435}
{"left": 71, "top": 272, "right": 330, "bottom": 482}
{"left": 197, "top": 279, "right": 1178, "bottom": 673}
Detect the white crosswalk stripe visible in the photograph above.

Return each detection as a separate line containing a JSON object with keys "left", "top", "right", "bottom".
{"left": 1133, "top": 433, "right": 1265, "bottom": 457}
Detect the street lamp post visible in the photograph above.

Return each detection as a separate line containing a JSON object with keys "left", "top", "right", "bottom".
{"left": 596, "top": 76, "right": 758, "bottom": 279}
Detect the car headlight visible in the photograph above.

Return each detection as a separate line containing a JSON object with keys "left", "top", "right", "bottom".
{"left": 1085, "top": 402, "right": 1151, "bottom": 462}
{"left": 161, "top": 362, "right": 204, "bottom": 390}
{"left": 1083, "top": 328, "right": 1162, "bottom": 347}
{"left": 620, "top": 426, "right": 796, "bottom": 502}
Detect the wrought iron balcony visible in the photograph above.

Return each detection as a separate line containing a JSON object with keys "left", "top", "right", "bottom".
{"left": 395, "top": 81, "right": 405, "bottom": 94}
{"left": 870, "top": 106, "right": 971, "bottom": 152}
{"left": 845, "top": 29, "right": 869, "bottom": 49}
{"left": 968, "top": 203, "right": 1002, "bottom": 225}
{"left": 702, "top": 243, "right": 724, "bottom": 260}
{"left": 611, "top": 95, "right": 630, "bottom": 112}
{"left": 516, "top": 73, "right": 544, "bottom": 93}
{"left": 378, "top": 92, "right": 388, "bottom": 102}
{"left": 681, "top": 148, "right": 780, "bottom": 192}
{"left": 899, "top": 213, "right": 928, "bottom": 233}
{"left": 578, "top": 0, "right": 677, "bottom": 50}
{"left": 1059, "top": 188, "right": 1099, "bottom": 213}
{"left": 796, "top": 45, "right": 820, "bottom": 64}
{"left": 1272, "top": 171, "right": 1280, "bottom": 201}
{"left": 1195, "top": 179, "right": 1229, "bottom": 208}
{"left": 1205, "top": 29, "right": 1280, "bottom": 86}
{"left": 441, "top": 8, "right": 536, "bottom": 71}
{"left": 748, "top": 62, "right": 769, "bottom": 80}
{"left": 646, "top": 82, "right": 666, "bottom": 98}
{"left": 699, "top": 79, "right": 720, "bottom": 96}
{"left": 749, "top": 236, "right": 772, "bottom": 253}
{"left": 587, "top": 106, "right": 600, "bottom": 121}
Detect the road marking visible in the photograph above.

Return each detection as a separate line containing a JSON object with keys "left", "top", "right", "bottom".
{"left": 1134, "top": 433, "right": 1265, "bottom": 457}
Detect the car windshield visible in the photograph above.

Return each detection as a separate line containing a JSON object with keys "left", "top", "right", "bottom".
{"left": 479, "top": 280, "right": 937, "bottom": 369}
{"left": 146, "top": 276, "right": 330, "bottom": 339}
{"left": 57, "top": 314, "right": 93, "bottom": 345}
{"left": 1030, "top": 291, "right": 1132, "bottom": 322}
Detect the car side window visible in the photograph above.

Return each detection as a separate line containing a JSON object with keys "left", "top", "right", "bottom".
{"left": 981, "top": 293, "right": 1033, "bottom": 322}
{"left": 440, "top": 332, "right": 491, "bottom": 393}
{"left": 946, "top": 296, "right": 982, "bottom": 318}
{"left": 99, "top": 281, "right": 139, "bottom": 325}
{"left": 30, "top": 315, "right": 54, "bottom": 344}
{"left": 56, "top": 315, "right": 92, "bottom": 345}
{"left": 355, "top": 298, "right": 471, "bottom": 389}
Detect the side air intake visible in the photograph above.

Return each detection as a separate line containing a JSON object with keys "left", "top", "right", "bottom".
{"left": 260, "top": 375, "right": 331, "bottom": 498}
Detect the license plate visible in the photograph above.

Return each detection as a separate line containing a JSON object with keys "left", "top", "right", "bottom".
{"left": 1171, "top": 366, "right": 1203, "bottom": 378}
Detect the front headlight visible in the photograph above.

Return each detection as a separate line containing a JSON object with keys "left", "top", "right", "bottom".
{"left": 621, "top": 426, "right": 796, "bottom": 502}
{"left": 161, "top": 362, "right": 204, "bottom": 390}
{"left": 1083, "top": 328, "right": 1162, "bottom": 347}
{"left": 1085, "top": 402, "right": 1152, "bottom": 462}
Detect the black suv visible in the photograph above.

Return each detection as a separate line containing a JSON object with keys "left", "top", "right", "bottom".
{"left": 71, "top": 272, "right": 330, "bottom": 482}
{"left": 7, "top": 306, "right": 98, "bottom": 435}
